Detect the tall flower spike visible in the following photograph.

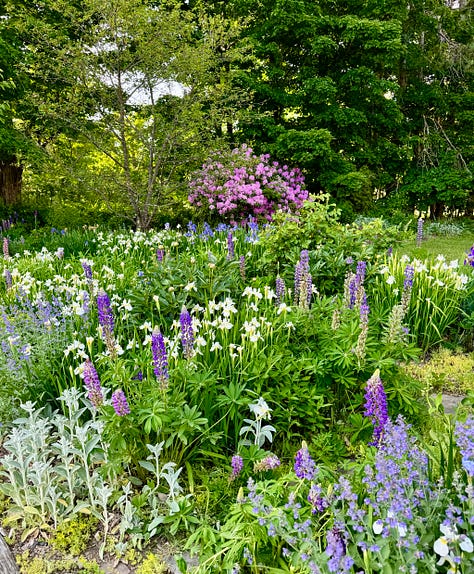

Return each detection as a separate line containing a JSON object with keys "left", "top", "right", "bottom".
{"left": 401, "top": 264, "right": 415, "bottom": 312}
{"left": 83, "top": 359, "right": 103, "bottom": 408}
{"left": 3, "top": 236, "right": 9, "bottom": 260}
{"left": 111, "top": 389, "right": 130, "bottom": 416}
{"left": 4, "top": 269, "right": 12, "bottom": 290}
{"left": 97, "top": 289, "right": 116, "bottom": 357}
{"left": 416, "top": 218, "right": 424, "bottom": 247}
{"left": 179, "top": 306, "right": 194, "bottom": 360}
{"left": 364, "top": 369, "right": 389, "bottom": 446}
{"left": 294, "top": 441, "right": 318, "bottom": 480}
{"left": 151, "top": 327, "right": 169, "bottom": 389}
{"left": 275, "top": 276, "right": 285, "bottom": 306}
{"left": 97, "top": 289, "right": 114, "bottom": 333}
{"left": 81, "top": 260, "right": 93, "bottom": 281}
{"left": 226, "top": 232, "right": 235, "bottom": 260}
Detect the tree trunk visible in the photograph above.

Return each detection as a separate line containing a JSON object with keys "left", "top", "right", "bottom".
{"left": 0, "top": 159, "right": 22, "bottom": 206}
{"left": 0, "top": 532, "right": 19, "bottom": 573}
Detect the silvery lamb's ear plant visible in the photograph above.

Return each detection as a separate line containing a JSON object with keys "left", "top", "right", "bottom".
{"left": 0, "top": 391, "right": 108, "bottom": 537}
{"left": 239, "top": 397, "right": 275, "bottom": 449}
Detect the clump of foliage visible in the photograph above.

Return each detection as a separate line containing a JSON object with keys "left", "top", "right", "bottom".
{"left": 190, "top": 411, "right": 474, "bottom": 573}
{"left": 50, "top": 515, "right": 99, "bottom": 556}
{"left": 188, "top": 144, "right": 309, "bottom": 223}
{"left": 257, "top": 197, "right": 409, "bottom": 294}
{"left": 404, "top": 348, "right": 474, "bottom": 395}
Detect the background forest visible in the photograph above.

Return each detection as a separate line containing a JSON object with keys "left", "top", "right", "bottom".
{"left": 0, "top": 0, "right": 473, "bottom": 228}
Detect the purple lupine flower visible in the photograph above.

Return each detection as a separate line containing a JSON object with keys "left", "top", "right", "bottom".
{"left": 4, "top": 269, "right": 12, "bottom": 289}
{"left": 364, "top": 370, "right": 389, "bottom": 446}
{"left": 151, "top": 327, "right": 169, "bottom": 388}
{"left": 300, "top": 249, "right": 309, "bottom": 272}
{"left": 355, "top": 260, "right": 366, "bottom": 286}
{"left": 254, "top": 454, "right": 281, "bottom": 472}
{"left": 401, "top": 264, "right": 415, "bottom": 312}
{"left": 3, "top": 237, "right": 9, "bottom": 260}
{"left": 230, "top": 454, "right": 244, "bottom": 479}
{"left": 83, "top": 359, "right": 103, "bottom": 408}
{"left": 239, "top": 255, "right": 246, "bottom": 281}
{"left": 179, "top": 306, "right": 194, "bottom": 359}
{"left": 132, "top": 371, "right": 143, "bottom": 381}
{"left": 294, "top": 260, "right": 303, "bottom": 304}
{"left": 306, "top": 273, "right": 313, "bottom": 307}
{"left": 227, "top": 232, "right": 235, "bottom": 260}
{"left": 416, "top": 218, "right": 424, "bottom": 247}
{"left": 294, "top": 441, "right": 317, "bottom": 480}
{"left": 97, "top": 289, "right": 114, "bottom": 333}
{"left": 111, "top": 389, "right": 130, "bottom": 416}
{"left": 464, "top": 245, "right": 474, "bottom": 267}
{"left": 403, "top": 265, "right": 415, "bottom": 290}
{"left": 348, "top": 276, "right": 357, "bottom": 309}
{"left": 360, "top": 294, "right": 369, "bottom": 325}
{"left": 81, "top": 260, "right": 93, "bottom": 281}
{"left": 454, "top": 416, "right": 474, "bottom": 477}
{"left": 387, "top": 246, "right": 393, "bottom": 257}
{"left": 156, "top": 248, "right": 165, "bottom": 262}
{"left": 275, "top": 276, "right": 285, "bottom": 306}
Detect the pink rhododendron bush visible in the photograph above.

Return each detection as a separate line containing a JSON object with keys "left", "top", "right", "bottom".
{"left": 188, "top": 144, "right": 309, "bottom": 222}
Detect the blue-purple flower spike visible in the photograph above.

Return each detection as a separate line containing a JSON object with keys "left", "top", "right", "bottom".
{"left": 364, "top": 369, "right": 389, "bottom": 446}
{"left": 151, "top": 327, "right": 169, "bottom": 388}
{"left": 275, "top": 276, "right": 285, "bottom": 306}
{"left": 83, "top": 359, "right": 103, "bottom": 408}
{"left": 227, "top": 232, "right": 235, "bottom": 260}
{"left": 294, "top": 441, "right": 318, "bottom": 480}
{"left": 179, "top": 306, "right": 194, "bottom": 359}
{"left": 97, "top": 289, "right": 114, "bottom": 333}
{"left": 111, "top": 389, "right": 130, "bottom": 416}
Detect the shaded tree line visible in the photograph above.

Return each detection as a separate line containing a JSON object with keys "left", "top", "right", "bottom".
{"left": 0, "top": 0, "right": 473, "bottom": 226}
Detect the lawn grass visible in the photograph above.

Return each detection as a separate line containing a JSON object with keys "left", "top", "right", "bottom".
{"left": 397, "top": 232, "right": 474, "bottom": 264}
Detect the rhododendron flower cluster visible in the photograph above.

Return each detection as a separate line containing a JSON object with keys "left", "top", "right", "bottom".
{"left": 188, "top": 144, "right": 309, "bottom": 222}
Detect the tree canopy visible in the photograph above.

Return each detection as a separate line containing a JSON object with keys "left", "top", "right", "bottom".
{"left": 1, "top": 0, "right": 473, "bottom": 223}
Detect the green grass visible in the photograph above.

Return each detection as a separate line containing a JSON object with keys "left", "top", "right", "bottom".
{"left": 397, "top": 232, "right": 474, "bottom": 263}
